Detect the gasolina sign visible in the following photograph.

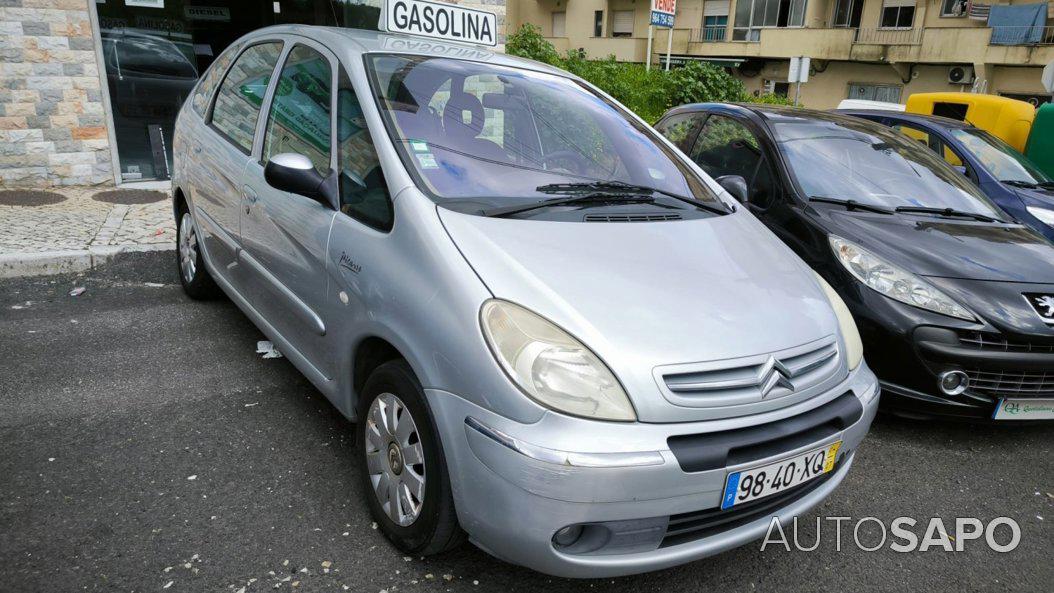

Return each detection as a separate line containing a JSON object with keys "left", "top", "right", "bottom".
{"left": 651, "top": 0, "right": 677, "bottom": 27}
{"left": 382, "top": 0, "right": 497, "bottom": 46}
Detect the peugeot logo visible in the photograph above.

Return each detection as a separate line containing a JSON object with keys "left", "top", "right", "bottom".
{"left": 757, "top": 356, "right": 794, "bottom": 399}
{"left": 1024, "top": 293, "right": 1054, "bottom": 325}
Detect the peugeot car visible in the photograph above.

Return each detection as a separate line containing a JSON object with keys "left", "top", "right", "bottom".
{"left": 837, "top": 110, "right": 1054, "bottom": 243}
{"left": 171, "top": 26, "right": 879, "bottom": 577}
{"left": 656, "top": 104, "right": 1054, "bottom": 423}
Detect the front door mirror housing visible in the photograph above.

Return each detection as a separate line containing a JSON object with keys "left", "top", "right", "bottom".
{"left": 715, "top": 175, "right": 749, "bottom": 203}
{"left": 264, "top": 153, "right": 334, "bottom": 207}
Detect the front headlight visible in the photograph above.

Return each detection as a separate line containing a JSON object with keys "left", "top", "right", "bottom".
{"left": 480, "top": 300, "right": 636, "bottom": 421}
{"left": 829, "top": 235, "right": 975, "bottom": 321}
{"left": 1026, "top": 206, "right": 1054, "bottom": 227}
{"left": 813, "top": 272, "right": 863, "bottom": 370}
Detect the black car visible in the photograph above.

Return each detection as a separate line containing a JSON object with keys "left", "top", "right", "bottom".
{"left": 655, "top": 103, "right": 1054, "bottom": 422}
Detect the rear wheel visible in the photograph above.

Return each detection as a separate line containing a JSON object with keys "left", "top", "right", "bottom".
{"left": 176, "top": 203, "right": 219, "bottom": 299}
{"left": 356, "top": 360, "right": 464, "bottom": 555}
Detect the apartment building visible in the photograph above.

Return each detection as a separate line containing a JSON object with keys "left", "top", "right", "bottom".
{"left": 510, "top": 0, "right": 1054, "bottom": 109}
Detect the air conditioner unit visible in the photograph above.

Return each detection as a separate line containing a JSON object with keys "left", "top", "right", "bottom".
{"left": 948, "top": 66, "right": 976, "bottom": 85}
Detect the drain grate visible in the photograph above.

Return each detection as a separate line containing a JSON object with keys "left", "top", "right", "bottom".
{"left": 0, "top": 190, "right": 67, "bottom": 207}
{"left": 92, "top": 189, "right": 167, "bottom": 205}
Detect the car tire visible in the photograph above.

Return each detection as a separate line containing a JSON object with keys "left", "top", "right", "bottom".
{"left": 356, "top": 360, "right": 465, "bottom": 555}
{"left": 175, "top": 202, "right": 219, "bottom": 300}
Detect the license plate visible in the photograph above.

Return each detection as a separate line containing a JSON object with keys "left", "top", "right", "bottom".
{"left": 992, "top": 398, "right": 1054, "bottom": 420}
{"left": 721, "top": 441, "right": 841, "bottom": 510}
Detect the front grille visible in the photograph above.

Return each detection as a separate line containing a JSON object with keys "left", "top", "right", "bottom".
{"left": 660, "top": 463, "right": 839, "bottom": 548}
{"left": 584, "top": 213, "right": 682, "bottom": 222}
{"left": 958, "top": 331, "right": 1054, "bottom": 354}
{"left": 966, "top": 369, "right": 1054, "bottom": 397}
{"left": 660, "top": 339, "right": 839, "bottom": 405}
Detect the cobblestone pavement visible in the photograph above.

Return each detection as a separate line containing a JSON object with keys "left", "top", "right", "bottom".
{"left": 0, "top": 186, "right": 174, "bottom": 255}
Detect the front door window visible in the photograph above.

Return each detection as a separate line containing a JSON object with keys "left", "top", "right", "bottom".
{"left": 262, "top": 45, "right": 333, "bottom": 173}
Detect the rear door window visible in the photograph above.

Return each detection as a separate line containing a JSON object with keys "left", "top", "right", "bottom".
{"left": 210, "top": 41, "right": 283, "bottom": 154}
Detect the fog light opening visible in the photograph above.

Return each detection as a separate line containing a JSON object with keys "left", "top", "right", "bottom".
{"left": 552, "top": 525, "right": 584, "bottom": 548}
{"left": 938, "top": 370, "right": 969, "bottom": 396}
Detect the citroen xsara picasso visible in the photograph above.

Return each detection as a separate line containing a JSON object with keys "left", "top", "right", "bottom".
{"left": 656, "top": 104, "right": 1054, "bottom": 423}
{"left": 171, "top": 23, "right": 879, "bottom": 577}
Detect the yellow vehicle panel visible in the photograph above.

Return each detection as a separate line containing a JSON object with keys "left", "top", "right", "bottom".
{"left": 905, "top": 92, "right": 1035, "bottom": 152}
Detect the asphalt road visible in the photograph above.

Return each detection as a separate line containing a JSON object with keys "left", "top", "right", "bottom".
{"left": 1, "top": 252, "right": 1051, "bottom": 593}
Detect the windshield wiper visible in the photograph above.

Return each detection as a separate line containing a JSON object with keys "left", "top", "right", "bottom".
{"left": 1003, "top": 179, "right": 1054, "bottom": 190}
{"left": 536, "top": 181, "right": 732, "bottom": 215}
{"left": 893, "top": 206, "right": 1000, "bottom": 223}
{"left": 808, "top": 196, "right": 893, "bottom": 215}
{"left": 480, "top": 193, "right": 661, "bottom": 218}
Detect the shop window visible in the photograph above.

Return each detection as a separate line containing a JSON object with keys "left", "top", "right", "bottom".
{"left": 210, "top": 42, "right": 283, "bottom": 154}
{"left": 880, "top": 0, "right": 916, "bottom": 29}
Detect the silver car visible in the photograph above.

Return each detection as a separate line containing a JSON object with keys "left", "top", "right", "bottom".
{"left": 171, "top": 25, "right": 880, "bottom": 578}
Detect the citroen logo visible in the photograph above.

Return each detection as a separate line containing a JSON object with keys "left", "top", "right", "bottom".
{"left": 757, "top": 356, "right": 794, "bottom": 399}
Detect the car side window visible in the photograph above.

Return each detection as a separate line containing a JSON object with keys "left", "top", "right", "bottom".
{"left": 893, "top": 123, "right": 964, "bottom": 167}
{"left": 210, "top": 41, "right": 283, "bottom": 154}
{"left": 261, "top": 45, "right": 332, "bottom": 174}
{"left": 190, "top": 41, "right": 243, "bottom": 117}
{"left": 655, "top": 113, "right": 702, "bottom": 154}
{"left": 691, "top": 114, "right": 777, "bottom": 208}
{"left": 337, "top": 68, "right": 392, "bottom": 231}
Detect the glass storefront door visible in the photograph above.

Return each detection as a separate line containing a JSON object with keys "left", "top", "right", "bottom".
{"left": 93, "top": 0, "right": 382, "bottom": 182}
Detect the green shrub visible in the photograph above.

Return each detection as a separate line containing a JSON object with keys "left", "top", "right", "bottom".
{"left": 505, "top": 23, "right": 561, "bottom": 66}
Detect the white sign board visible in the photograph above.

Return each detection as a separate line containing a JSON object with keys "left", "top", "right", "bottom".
{"left": 650, "top": 0, "right": 677, "bottom": 27}
{"left": 1043, "top": 61, "right": 1054, "bottom": 94}
{"left": 788, "top": 56, "right": 811, "bottom": 84}
{"left": 382, "top": 0, "right": 497, "bottom": 47}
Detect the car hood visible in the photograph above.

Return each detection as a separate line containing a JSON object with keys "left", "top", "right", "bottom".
{"left": 438, "top": 207, "right": 841, "bottom": 423}
{"left": 821, "top": 209, "right": 1054, "bottom": 284}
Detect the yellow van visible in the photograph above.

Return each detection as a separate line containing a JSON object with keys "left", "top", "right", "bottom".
{"left": 905, "top": 93, "right": 1035, "bottom": 152}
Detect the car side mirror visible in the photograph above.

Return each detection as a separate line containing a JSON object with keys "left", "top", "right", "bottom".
{"left": 715, "top": 175, "right": 749, "bottom": 203}
{"left": 264, "top": 153, "right": 332, "bottom": 207}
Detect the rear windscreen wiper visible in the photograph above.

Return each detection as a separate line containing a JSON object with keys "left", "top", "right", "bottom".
{"left": 893, "top": 206, "right": 1000, "bottom": 223}
{"left": 480, "top": 193, "right": 660, "bottom": 218}
{"left": 536, "top": 181, "right": 732, "bottom": 215}
{"left": 808, "top": 196, "right": 893, "bottom": 215}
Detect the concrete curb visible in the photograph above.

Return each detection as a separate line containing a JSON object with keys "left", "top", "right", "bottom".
{"left": 0, "top": 243, "right": 173, "bottom": 278}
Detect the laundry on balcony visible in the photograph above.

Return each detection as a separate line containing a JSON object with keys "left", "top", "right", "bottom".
{"left": 987, "top": 2, "right": 1050, "bottom": 45}
{"left": 966, "top": 0, "right": 992, "bottom": 21}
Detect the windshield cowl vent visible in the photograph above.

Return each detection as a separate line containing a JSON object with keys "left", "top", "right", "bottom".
{"left": 584, "top": 213, "right": 683, "bottom": 222}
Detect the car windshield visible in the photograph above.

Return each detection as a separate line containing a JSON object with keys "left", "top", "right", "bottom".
{"left": 947, "top": 128, "right": 1053, "bottom": 185}
{"left": 772, "top": 114, "right": 1004, "bottom": 218}
{"left": 366, "top": 54, "right": 718, "bottom": 210}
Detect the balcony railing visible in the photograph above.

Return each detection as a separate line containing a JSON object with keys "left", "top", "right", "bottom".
{"left": 696, "top": 26, "right": 727, "bottom": 42}
{"left": 989, "top": 25, "right": 1054, "bottom": 46}
{"left": 853, "top": 27, "right": 924, "bottom": 45}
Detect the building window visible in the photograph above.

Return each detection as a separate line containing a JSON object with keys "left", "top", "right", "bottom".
{"left": 702, "top": 0, "right": 730, "bottom": 41}
{"left": 833, "top": 0, "right": 863, "bottom": 28}
{"left": 880, "top": 0, "right": 916, "bottom": 29}
{"left": 552, "top": 11, "right": 566, "bottom": 37}
{"left": 612, "top": 10, "right": 634, "bottom": 37}
{"left": 848, "top": 82, "right": 902, "bottom": 103}
{"left": 940, "top": 0, "right": 967, "bottom": 17}
{"left": 594, "top": 10, "right": 604, "bottom": 37}
{"left": 733, "top": 0, "right": 807, "bottom": 41}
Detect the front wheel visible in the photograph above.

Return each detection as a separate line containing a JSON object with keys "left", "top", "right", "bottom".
{"left": 175, "top": 205, "right": 218, "bottom": 299}
{"left": 356, "top": 360, "right": 464, "bottom": 555}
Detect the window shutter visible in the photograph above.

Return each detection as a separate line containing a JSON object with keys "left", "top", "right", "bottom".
{"left": 613, "top": 10, "right": 635, "bottom": 35}
{"left": 552, "top": 12, "right": 566, "bottom": 37}
{"left": 704, "top": 0, "right": 731, "bottom": 17}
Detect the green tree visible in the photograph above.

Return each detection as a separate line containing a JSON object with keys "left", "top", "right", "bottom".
{"left": 505, "top": 23, "right": 561, "bottom": 66}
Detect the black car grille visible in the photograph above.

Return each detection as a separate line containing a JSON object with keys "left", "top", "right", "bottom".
{"left": 660, "top": 464, "right": 838, "bottom": 548}
{"left": 966, "top": 369, "right": 1054, "bottom": 397}
{"left": 958, "top": 331, "right": 1054, "bottom": 354}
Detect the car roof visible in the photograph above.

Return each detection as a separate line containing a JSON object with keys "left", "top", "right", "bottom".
{"left": 664, "top": 102, "right": 980, "bottom": 133}
{"left": 835, "top": 109, "right": 977, "bottom": 130}
{"left": 242, "top": 24, "right": 569, "bottom": 77}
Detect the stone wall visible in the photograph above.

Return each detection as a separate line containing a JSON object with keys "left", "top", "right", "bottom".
{"left": 0, "top": 0, "right": 113, "bottom": 187}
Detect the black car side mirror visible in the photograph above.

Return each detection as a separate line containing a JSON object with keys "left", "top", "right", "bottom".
{"left": 715, "top": 175, "right": 749, "bottom": 203}
{"left": 264, "top": 153, "right": 333, "bottom": 207}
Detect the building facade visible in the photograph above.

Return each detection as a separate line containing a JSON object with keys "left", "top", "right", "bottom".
{"left": 0, "top": 0, "right": 508, "bottom": 188}
{"left": 512, "top": 0, "right": 1053, "bottom": 108}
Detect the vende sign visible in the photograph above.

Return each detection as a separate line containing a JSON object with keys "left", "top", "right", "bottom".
{"left": 651, "top": 0, "right": 676, "bottom": 27}
{"left": 382, "top": 0, "right": 497, "bottom": 47}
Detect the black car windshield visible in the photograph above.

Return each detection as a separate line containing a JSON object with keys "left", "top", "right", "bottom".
{"left": 366, "top": 54, "right": 718, "bottom": 209}
{"left": 948, "top": 128, "right": 1053, "bottom": 185}
{"left": 772, "top": 114, "right": 1004, "bottom": 218}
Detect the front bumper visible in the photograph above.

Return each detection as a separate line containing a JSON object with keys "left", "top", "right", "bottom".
{"left": 428, "top": 364, "right": 879, "bottom": 578}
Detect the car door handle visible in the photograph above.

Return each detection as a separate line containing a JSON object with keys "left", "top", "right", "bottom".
{"left": 243, "top": 187, "right": 258, "bottom": 214}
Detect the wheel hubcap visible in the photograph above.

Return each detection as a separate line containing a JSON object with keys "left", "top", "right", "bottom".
{"left": 178, "top": 213, "right": 198, "bottom": 283}
{"left": 366, "top": 393, "right": 425, "bottom": 527}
